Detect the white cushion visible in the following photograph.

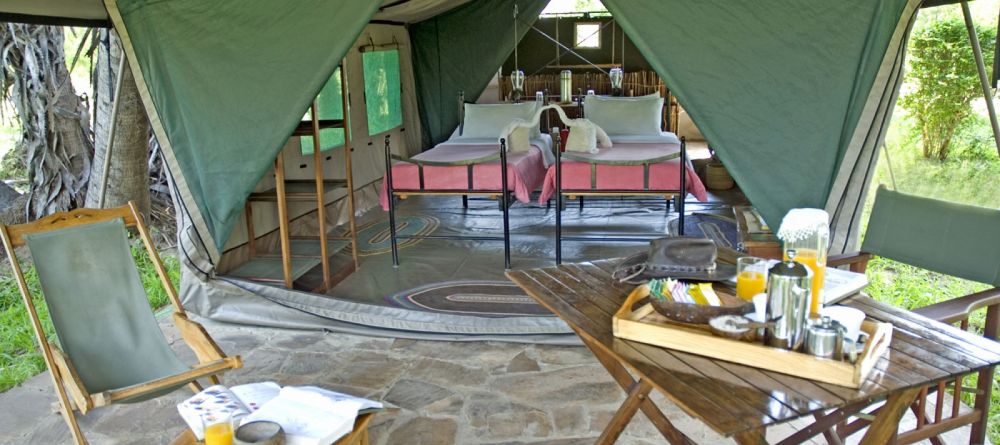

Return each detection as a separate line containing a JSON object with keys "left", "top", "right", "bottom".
{"left": 507, "top": 126, "right": 533, "bottom": 153}
{"left": 564, "top": 119, "right": 607, "bottom": 154}
{"left": 583, "top": 95, "right": 663, "bottom": 136}
{"left": 497, "top": 118, "right": 536, "bottom": 153}
{"left": 460, "top": 102, "right": 538, "bottom": 139}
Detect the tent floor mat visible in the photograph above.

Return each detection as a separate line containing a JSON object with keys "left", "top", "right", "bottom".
{"left": 208, "top": 189, "right": 748, "bottom": 337}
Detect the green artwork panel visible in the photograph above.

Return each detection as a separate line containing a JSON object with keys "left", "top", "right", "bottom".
{"left": 362, "top": 49, "right": 403, "bottom": 136}
{"left": 301, "top": 68, "right": 345, "bottom": 155}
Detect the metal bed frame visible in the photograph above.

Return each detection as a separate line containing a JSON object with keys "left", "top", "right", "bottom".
{"left": 551, "top": 130, "right": 688, "bottom": 264}
{"left": 383, "top": 135, "right": 514, "bottom": 269}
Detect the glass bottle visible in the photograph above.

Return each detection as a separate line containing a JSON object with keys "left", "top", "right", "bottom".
{"left": 777, "top": 208, "right": 830, "bottom": 317}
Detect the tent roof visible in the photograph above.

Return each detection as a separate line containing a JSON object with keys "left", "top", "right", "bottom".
{"left": 0, "top": 0, "right": 473, "bottom": 27}
{"left": 0, "top": 0, "right": 961, "bottom": 27}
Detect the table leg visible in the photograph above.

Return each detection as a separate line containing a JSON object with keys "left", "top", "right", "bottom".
{"left": 859, "top": 387, "right": 922, "bottom": 445}
{"left": 585, "top": 338, "right": 695, "bottom": 444}
{"left": 597, "top": 379, "right": 653, "bottom": 445}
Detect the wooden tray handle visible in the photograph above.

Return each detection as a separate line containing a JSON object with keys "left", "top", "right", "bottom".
{"left": 616, "top": 284, "right": 651, "bottom": 319}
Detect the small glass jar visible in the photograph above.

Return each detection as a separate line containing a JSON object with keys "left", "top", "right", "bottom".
{"left": 776, "top": 208, "right": 830, "bottom": 317}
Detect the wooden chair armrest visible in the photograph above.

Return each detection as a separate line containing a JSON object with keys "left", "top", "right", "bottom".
{"left": 828, "top": 252, "right": 872, "bottom": 272}
{"left": 910, "top": 287, "right": 1000, "bottom": 326}
{"left": 48, "top": 342, "right": 93, "bottom": 414}
{"left": 95, "top": 356, "right": 242, "bottom": 406}
{"left": 172, "top": 312, "right": 228, "bottom": 364}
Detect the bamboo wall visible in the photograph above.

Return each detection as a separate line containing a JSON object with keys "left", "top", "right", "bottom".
{"left": 498, "top": 70, "right": 667, "bottom": 100}
{"left": 498, "top": 70, "right": 680, "bottom": 132}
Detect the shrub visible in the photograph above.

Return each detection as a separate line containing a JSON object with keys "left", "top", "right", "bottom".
{"left": 899, "top": 17, "right": 995, "bottom": 161}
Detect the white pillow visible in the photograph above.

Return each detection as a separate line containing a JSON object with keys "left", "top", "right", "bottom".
{"left": 460, "top": 102, "right": 538, "bottom": 139}
{"left": 584, "top": 95, "right": 663, "bottom": 136}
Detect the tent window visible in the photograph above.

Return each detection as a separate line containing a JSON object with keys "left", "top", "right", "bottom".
{"left": 363, "top": 49, "right": 403, "bottom": 136}
{"left": 574, "top": 22, "right": 601, "bottom": 49}
{"left": 301, "top": 68, "right": 345, "bottom": 155}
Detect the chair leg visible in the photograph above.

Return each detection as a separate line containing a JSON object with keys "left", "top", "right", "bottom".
{"left": 359, "top": 428, "right": 369, "bottom": 445}
{"left": 57, "top": 396, "right": 88, "bottom": 445}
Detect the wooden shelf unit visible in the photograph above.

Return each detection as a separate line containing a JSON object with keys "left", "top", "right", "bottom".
{"left": 241, "top": 60, "right": 360, "bottom": 292}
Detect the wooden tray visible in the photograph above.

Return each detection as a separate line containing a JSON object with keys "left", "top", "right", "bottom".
{"left": 612, "top": 285, "right": 893, "bottom": 388}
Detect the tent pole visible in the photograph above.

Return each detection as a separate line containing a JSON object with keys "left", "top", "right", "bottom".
{"left": 340, "top": 60, "right": 360, "bottom": 270}
{"left": 310, "top": 101, "right": 331, "bottom": 291}
{"left": 961, "top": 1, "right": 1000, "bottom": 158}
{"left": 97, "top": 50, "right": 127, "bottom": 209}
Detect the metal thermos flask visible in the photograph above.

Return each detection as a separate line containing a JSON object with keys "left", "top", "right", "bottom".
{"left": 765, "top": 250, "right": 813, "bottom": 350}
{"left": 559, "top": 70, "right": 573, "bottom": 103}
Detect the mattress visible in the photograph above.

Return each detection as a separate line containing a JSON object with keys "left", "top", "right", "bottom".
{"left": 380, "top": 141, "right": 548, "bottom": 210}
{"left": 537, "top": 141, "right": 709, "bottom": 204}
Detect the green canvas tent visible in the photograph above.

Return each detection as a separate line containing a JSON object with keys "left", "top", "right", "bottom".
{"left": 0, "top": 0, "right": 986, "bottom": 336}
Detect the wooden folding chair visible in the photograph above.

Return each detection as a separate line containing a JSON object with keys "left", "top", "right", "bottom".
{"left": 829, "top": 186, "right": 1000, "bottom": 444}
{"left": 0, "top": 202, "right": 242, "bottom": 445}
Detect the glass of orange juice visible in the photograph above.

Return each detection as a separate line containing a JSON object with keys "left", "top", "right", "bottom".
{"left": 201, "top": 411, "right": 234, "bottom": 445}
{"left": 736, "top": 256, "right": 767, "bottom": 301}
{"left": 784, "top": 248, "right": 826, "bottom": 316}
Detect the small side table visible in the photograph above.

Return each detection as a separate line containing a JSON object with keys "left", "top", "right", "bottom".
{"left": 169, "top": 412, "right": 374, "bottom": 445}
{"left": 734, "top": 205, "right": 782, "bottom": 259}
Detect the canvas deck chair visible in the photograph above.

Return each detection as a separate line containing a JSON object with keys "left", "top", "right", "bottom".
{"left": 0, "top": 203, "right": 242, "bottom": 445}
{"left": 829, "top": 185, "right": 999, "bottom": 444}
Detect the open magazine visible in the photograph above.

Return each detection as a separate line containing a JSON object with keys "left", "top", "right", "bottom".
{"left": 724, "top": 259, "right": 869, "bottom": 305}
{"left": 178, "top": 382, "right": 382, "bottom": 444}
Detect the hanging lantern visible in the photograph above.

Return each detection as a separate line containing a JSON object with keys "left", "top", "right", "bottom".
{"left": 510, "top": 70, "right": 525, "bottom": 102}
{"left": 609, "top": 68, "right": 624, "bottom": 96}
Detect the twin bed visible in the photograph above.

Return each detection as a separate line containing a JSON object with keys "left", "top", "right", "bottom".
{"left": 380, "top": 94, "right": 708, "bottom": 267}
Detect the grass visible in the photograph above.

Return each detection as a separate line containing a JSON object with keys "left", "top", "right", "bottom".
{"left": 861, "top": 108, "right": 1000, "bottom": 442}
{"left": 0, "top": 242, "right": 180, "bottom": 392}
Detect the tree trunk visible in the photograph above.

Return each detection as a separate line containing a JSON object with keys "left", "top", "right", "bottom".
{"left": 85, "top": 30, "right": 151, "bottom": 218}
{"left": 0, "top": 24, "right": 93, "bottom": 220}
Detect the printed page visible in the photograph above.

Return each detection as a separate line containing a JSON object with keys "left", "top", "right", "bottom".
{"left": 244, "top": 387, "right": 365, "bottom": 445}
{"left": 176, "top": 385, "right": 250, "bottom": 440}
{"left": 230, "top": 381, "right": 281, "bottom": 412}
{"left": 290, "top": 386, "right": 383, "bottom": 412}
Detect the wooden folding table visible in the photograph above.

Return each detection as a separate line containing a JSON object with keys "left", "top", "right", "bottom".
{"left": 506, "top": 260, "right": 1000, "bottom": 444}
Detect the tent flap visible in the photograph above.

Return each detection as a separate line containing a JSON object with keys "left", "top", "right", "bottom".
{"left": 409, "top": 0, "right": 548, "bottom": 148}
{"left": 106, "top": 0, "right": 379, "bottom": 255}
{"left": 602, "top": 0, "right": 917, "bottom": 237}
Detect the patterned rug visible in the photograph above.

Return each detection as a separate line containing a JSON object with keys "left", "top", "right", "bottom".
{"left": 386, "top": 280, "right": 554, "bottom": 317}
{"left": 339, "top": 215, "right": 439, "bottom": 256}
{"left": 669, "top": 212, "right": 739, "bottom": 251}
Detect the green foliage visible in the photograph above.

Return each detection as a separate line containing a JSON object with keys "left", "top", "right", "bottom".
{"left": 898, "top": 17, "right": 995, "bottom": 160}
{"left": 0, "top": 267, "right": 50, "bottom": 392}
{"left": 0, "top": 243, "right": 180, "bottom": 392}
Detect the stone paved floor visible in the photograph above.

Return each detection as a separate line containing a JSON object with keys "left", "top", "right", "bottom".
{"left": 0, "top": 317, "right": 976, "bottom": 444}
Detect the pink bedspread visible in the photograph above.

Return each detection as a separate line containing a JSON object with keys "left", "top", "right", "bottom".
{"left": 537, "top": 142, "right": 709, "bottom": 204}
{"left": 380, "top": 144, "right": 547, "bottom": 210}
